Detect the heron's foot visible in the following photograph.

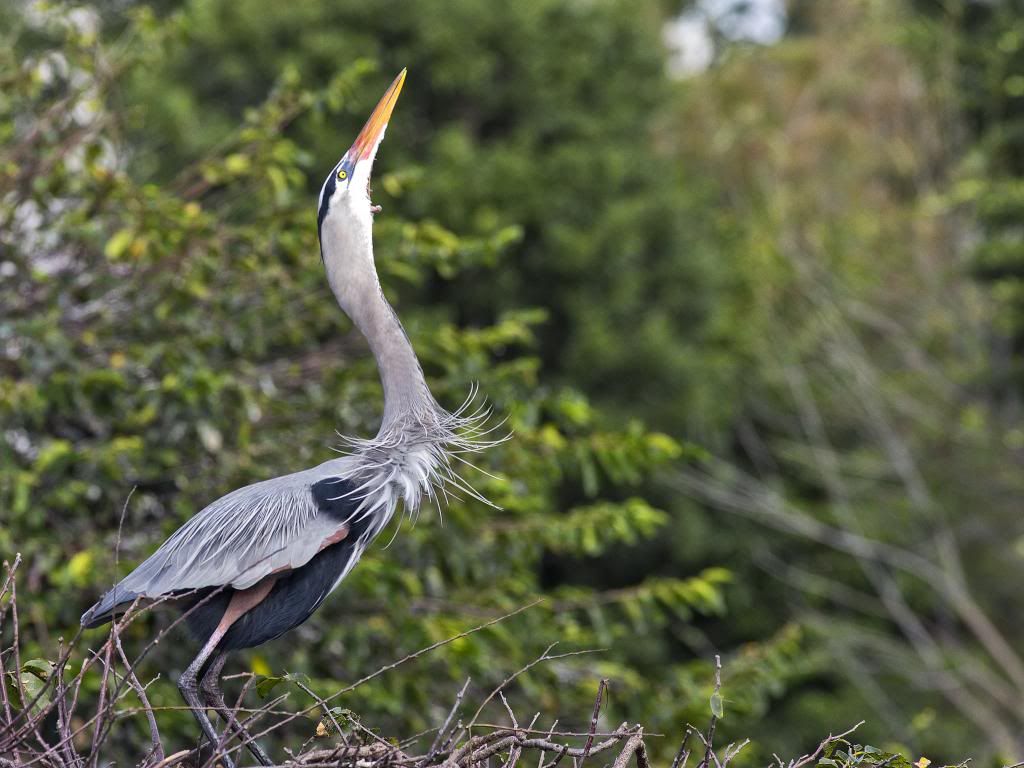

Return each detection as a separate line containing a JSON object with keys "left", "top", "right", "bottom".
{"left": 201, "top": 690, "right": 273, "bottom": 766}
{"left": 370, "top": 203, "right": 382, "bottom": 213}
{"left": 188, "top": 742, "right": 234, "bottom": 768}
{"left": 179, "top": 680, "right": 236, "bottom": 768}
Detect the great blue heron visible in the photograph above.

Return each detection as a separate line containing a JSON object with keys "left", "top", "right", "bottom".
{"left": 81, "top": 70, "right": 497, "bottom": 766}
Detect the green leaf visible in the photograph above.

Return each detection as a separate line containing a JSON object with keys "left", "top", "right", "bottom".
{"left": 709, "top": 692, "right": 724, "bottom": 719}
{"left": 21, "top": 659, "right": 53, "bottom": 679}
{"left": 256, "top": 675, "right": 283, "bottom": 698}
{"left": 18, "top": 660, "right": 53, "bottom": 715}
{"left": 103, "top": 229, "right": 134, "bottom": 260}
{"left": 225, "top": 153, "right": 251, "bottom": 174}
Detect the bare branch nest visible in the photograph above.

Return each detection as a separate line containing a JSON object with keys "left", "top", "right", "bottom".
{"left": 1, "top": 555, "right": 964, "bottom": 768}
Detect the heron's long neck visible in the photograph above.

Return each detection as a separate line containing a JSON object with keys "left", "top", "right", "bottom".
{"left": 321, "top": 213, "right": 434, "bottom": 434}
{"left": 359, "top": 285, "right": 434, "bottom": 430}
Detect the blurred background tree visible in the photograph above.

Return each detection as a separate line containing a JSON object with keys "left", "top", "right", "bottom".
{"left": 2, "top": 0, "right": 1023, "bottom": 764}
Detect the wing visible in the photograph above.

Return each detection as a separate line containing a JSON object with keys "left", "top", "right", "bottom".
{"left": 82, "top": 458, "right": 368, "bottom": 627}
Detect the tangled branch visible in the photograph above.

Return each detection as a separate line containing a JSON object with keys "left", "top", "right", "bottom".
{"left": 0, "top": 558, "right": 963, "bottom": 768}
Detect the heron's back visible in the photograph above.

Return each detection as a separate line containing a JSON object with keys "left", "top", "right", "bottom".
{"left": 80, "top": 457, "right": 375, "bottom": 629}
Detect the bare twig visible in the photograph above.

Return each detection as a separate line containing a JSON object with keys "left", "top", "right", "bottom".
{"left": 464, "top": 645, "right": 602, "bottom": 739}
{"left": 669, "top": 726, "right": 694, "bottom": 768}
{"left": 0, "top": 555, "right": 24, "bottom": 765}
{"left": 579, "top": 679, "right": 607, "bottom": 768}
{"left": 293, "top": 676, "right": 349, "bottom": 746}
{"left": 789, "top": 721, "right": 865, "bottom": 768}
{"left": 425, "top": 678, "right": 471, "bottom": 765}
{"left": 611, "top": 730, "right": 645, "bottom": 768}
{"left": 701, "top": 656, "right": 722, "bottom": 768}
{"left": 244, "top": 600, "right": 544, "bottom": 748}
{"left": 114, "top": 633, "right": 163, "bottom": 762}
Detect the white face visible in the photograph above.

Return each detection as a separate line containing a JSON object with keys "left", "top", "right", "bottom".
{"left": 316, "top": 124, "right": 387, "bottom": 240}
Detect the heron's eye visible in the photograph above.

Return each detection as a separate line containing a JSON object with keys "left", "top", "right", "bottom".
{"left": 337, "top": 169, "right": 348, "bottom": 181}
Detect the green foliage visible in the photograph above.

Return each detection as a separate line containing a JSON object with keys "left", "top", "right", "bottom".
{"left": 662, "top": 1, "right": 1024, "bottom": 762}
{"left": 953, "top": 0, "right": 1024, "bottom": 389}
{"left": 102, "top": 0, "right": 739, "bottom": 436}
{"left": 816, "top": 737, "right": 963, "bottom": 768}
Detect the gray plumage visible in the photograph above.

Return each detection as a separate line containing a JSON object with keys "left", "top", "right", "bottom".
{"left": 84, "top": 460, "right": 354, "bottom": 623}
{"left": 82, "top": 391, "right": 498, "bottom": 626}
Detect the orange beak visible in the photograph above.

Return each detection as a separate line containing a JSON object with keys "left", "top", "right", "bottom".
{"left": 348, "top": 68, "right": 407, "bottom": 162}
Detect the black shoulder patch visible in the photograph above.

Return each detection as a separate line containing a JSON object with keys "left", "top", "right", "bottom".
{"left": 310, "top": 477, "right": 375, "bottom": 536}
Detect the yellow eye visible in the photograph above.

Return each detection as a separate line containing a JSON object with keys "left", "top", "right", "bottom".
{"left": 337, "top": 169, "right": 348, "bottom": 181}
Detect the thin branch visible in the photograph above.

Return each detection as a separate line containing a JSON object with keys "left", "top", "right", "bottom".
{"left": 579, "top": 679, "right": 608, "bottom": 768}
{"left": 243, "top": 600, "right": 543, "bottom": 748}
{"left": 114, "top": 633, "right": 163, "bottom": 762}
{"left": 425, "top": 678, "right": 471, "bottom": 765}
{"left": 701, "top": 656, "right": 722, "bottom": 768}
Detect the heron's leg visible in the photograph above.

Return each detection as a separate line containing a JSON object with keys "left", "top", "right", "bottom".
{"left": 200, "top": 652, "right": 273, "bottom": 766}
{"left": 180, "top": 579, "right": 277, "bottom": 767}
{"left": 178, "top": 637, "right": 235, "bottom": 768}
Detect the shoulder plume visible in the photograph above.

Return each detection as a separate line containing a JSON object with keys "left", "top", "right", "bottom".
{"left": 336, "top": 385, "right": 508, "bottom": 522}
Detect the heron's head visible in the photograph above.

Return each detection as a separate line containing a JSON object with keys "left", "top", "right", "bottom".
{"left": 317, "top": 68, "right": 406, "bottom": 242}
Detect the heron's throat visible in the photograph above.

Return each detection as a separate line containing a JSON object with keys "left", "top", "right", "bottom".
{"left": 360, "top": 291, "right": 434, "bottom": 430}
{"left": 320, "top": 212, "right": 434, "bottom": 434}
